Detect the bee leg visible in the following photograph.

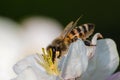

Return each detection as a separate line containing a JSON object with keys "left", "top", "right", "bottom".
{"left": 72, "top": 36, "right": 78, "bottom": 42}
{"left": 84, "top": 40, "right": 96, "bottom": 46}
{"left": 84, "top": 40, "right": 91, "bottom": 46}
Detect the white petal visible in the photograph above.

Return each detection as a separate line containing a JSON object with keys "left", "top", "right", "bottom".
{"left": 12, "top": 68, "right": 38, "bottom": 80}
{"left": 78, "top": 39, "right": 119, "bottom": 80}
{"left": 12, "top": 55, "right": 57, "bottom": 80}
{"left": 0, "top": 17, "right": 22, "bottom": 80}
{"left": 60, "top": 39, "right": 88, "bottom": 79}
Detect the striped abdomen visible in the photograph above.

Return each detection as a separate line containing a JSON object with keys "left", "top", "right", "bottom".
{"left": 64, "top": 23, "right": 95, "bottom": 45}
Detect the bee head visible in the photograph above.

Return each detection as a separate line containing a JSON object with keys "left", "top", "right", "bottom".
{"left": 47, "top": 45, "right": 61, "bottom": 62}
{"left": 47, "top": 38, "right": 67, "bottom": 62}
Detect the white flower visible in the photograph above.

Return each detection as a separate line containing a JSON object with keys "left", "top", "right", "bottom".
{"left": 12, "top": 33, "right": 119, "bottom": 80}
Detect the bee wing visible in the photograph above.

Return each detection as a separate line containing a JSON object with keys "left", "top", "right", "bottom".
{"left": 60, "top": 21, "right": 74, "bottom": 38}
{"left": 60, "top": 17, "right": 82, "bottom": 39}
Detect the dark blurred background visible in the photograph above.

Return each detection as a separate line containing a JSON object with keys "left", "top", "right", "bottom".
{"left": 0, "top": 0, "right": 120, "bottom": 70}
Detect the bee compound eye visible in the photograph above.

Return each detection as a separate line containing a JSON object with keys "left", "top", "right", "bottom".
{"left": 52, "top": 48, "right": 55, "bottom": 52}
{"left": 52, "top": 47, "right": 56, "bottom": 53}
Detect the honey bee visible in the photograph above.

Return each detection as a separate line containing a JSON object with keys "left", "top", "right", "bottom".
{"left": 47, "top": 17, "right": 95, "bottom": 62}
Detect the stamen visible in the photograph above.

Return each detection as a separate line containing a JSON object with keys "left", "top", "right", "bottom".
{"left": 35, "top": 48, "right": 60, "bottom": 75}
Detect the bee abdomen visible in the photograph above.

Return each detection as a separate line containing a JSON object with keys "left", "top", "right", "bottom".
{"left": 77, "top": 23, "right": 95, "bottom": 39}
{"left": 64, "top": 23, "right": 95, "bottom": 44}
